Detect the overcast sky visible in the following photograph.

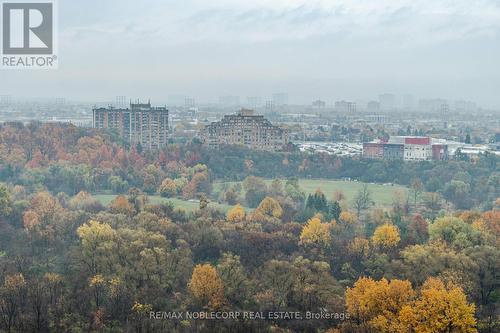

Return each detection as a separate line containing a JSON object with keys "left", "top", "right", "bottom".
{"left": 2, "top": 0, "right": 500, "bottom": 107}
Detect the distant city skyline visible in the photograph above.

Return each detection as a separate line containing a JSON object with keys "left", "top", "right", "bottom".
{"left": 0, "top": 93, "right": 485, "bottom": 113}
{"left": 1, "top": 1, "right": 500, "bottom": 108}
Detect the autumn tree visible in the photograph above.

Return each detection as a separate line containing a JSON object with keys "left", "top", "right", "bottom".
{"left": 188, "top": 264, "right": 225, "bottom": 310}
{"left": 248, "top": 197, "right": 283, "bottom": 223}
{"left": 227, "top": 204, "right": 245, "bottom": 223}
{"left": 338, "top": 211, "right": 357, "bottom": 226}
{"left": 89, "top": 274, "right": 106, "bottom": 308}
{"left": 347, "top": 237, "right": 370, "bottom": 262}
{"left": 345, "top": 277, "right": 415, "bottom": 332}
{"left": 406, "top": 214, "right": 429, "bottom": 245}
{"left": 0, "top": 273, "right": 27, "bottom": 333}
{"left": 399, "top": 278, "right": 477, "bottom": 333}
{"left": 346, "top": 276, "right": 478, "bottom": 333}
{"left": 109, "top": 195, "right": 135, "bottom": 216}
{"left": 482, "top": 210, "right": 500, "bottom": 238}
{"left": 372, "top": 223, "right": 400, "bottom": 248}
{"left": 77, "top": 220, "right": 117, "bottom": 275}
{"left": 159, "top": 178, "right": 177, "bottom": 198}
{"left": 299, "top": 215, "right": 331, "bottom": 247}
{"left": 68, "top": 191, "right": 103, "bottom": 212}
{"left": 23, "top": 191, "right": 65, "bottom": 246}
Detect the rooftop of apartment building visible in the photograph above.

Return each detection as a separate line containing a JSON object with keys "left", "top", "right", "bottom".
{"left": 93, "top": 100, "right": 167, "bottom": 111}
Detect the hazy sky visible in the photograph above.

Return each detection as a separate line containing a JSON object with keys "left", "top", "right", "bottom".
{"left": 2, "top": 0, "right": 500, "bottom": 107}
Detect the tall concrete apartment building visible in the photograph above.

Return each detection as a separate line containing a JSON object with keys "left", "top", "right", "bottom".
{"left": 93, "top": 101, "right": 169, "bottom": 150}
{"left": 201, "top": 109, "right": 289, "bottom": 151}
{"left": 335, "top": 100, "right": 357, "bottom": 113}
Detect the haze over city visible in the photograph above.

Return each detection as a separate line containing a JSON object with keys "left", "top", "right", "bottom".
{"left": 2, "top": 0, "right": 500, "bottom": 107}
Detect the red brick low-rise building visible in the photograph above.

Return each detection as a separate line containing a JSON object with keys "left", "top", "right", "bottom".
{"left": 362, "top": 142, "right": 384, "bottom": 159}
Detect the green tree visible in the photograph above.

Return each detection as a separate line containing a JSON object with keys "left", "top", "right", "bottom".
{"left": 217, "top": 253, "right": 250, "bottom": 307}
{"left": 243, "top": 176, "right": 268, "bottom": 208}
{"left": 0, "top": 184, "right": 12, "bottom": 218}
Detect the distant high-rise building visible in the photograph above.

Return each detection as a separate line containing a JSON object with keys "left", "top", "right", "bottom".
{"left": 116, "top": 96, "right": 127, "bottom": 107}
{"left": 185, "top": 97, "right": 196, "bottom": 108}
{"left": 55, "top": 98, "right": 66, "bottom": 105}
{"left": 265, "top": 100, "right": 275, "bottom": 111}
{"left": 367, "top": 101, "right": 380, "bottom": 112}
{"left": 0, "top": 95, "right": 12, "bottom": 106}
{"left": 379, "top": 94, "right": 396, "bottom": 111}
{"left": 247, "top": 96, "right": 262, "bottom": 109}
{"left": 335, "top": 100, "right": 356, "bottom": 113}
{"left": 201, "top": 109, "right": 289, "bottom": 151}
{"left": 440, "top": 103, "right": 450, "bottom": 117}
{"left": 402, "top": 94, "right": 414, "bottom": 110}
{"left": 272, "top": 93, "right": 289, "bottom": 106}
{"left": 418, "top": 99, "right": 448, "bottom": 113}
{"left": 312, "top": 100, "right": 326, "bottom": 108}
{"left": 93, "top": 101, "right": 169, "bottom": 150}
{"left": 219, "top": 96, "right": 240, "bottom": 106}
{"left": 455, "top": 100, "right": 477, "bottom": 113}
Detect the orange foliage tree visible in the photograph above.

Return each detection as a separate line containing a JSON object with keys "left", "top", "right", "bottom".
{"left": 188, "top": 264, "right": 225, "bottom": 310}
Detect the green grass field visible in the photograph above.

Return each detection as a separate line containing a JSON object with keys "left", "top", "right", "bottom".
{"left": 93, "top": 194, "right": 236, "bottom": 213}
{"left": 215, "top": 179, "right": 407, "bottom": 206}
{"left": 94, "top": 179, "right": 406, "bottom": 213}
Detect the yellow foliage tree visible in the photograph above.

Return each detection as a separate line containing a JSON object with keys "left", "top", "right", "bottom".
{"left": 4, "top": 273, "right": 26, "bottom": 291}
{"left": 247, "top": 197, "right": 283, "bottom": 223}
{"left": 398, "top": 278, "right": 477, "bottom": 333}
{"left": 339, "top": 211, "right": 357, "bottom": 225}
{"left": 372, "top": 223, "right": 401, "bottom": 248}
{"left": 131, "top": 302, "right": 153, "bottom": 316}
{"left": 77, "top": 220, "right": 117, "bottom": 275}
{"left": 159, "top": 178, "right": 177, "bottom": 198}
{"left": 347, "top": 237, "right": 370, "bottom": 259}
{"left": 256, "top": 197, "right": 283, "bottom": 218}
{"left": 227, "top": 204, "right": 245, "bottom": 223}
{"left": 299, "top": 215, "right": 331, "bottom": 247}
{"left": 188, "top": 264, "right": 225, "bottom": 309}
{"left": 347, "top": 276, "right": 478, "bottom": 333}
{"left": 346, "top": 277, "right": 415, "bottom": 332}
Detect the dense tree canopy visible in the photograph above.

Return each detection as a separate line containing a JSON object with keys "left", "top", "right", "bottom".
{"left": 0, "top": 122, "right": 498, "bottom": 332}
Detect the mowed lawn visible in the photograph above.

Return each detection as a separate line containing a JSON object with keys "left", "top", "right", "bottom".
{"left": 215, "top": 179, "right": 407, "bottom": 206}
{"left": 94, "top": 180, "right": 407, "bottom": 213}
{"left": 93, "top": 194, "right": 236, "bottom": 213}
